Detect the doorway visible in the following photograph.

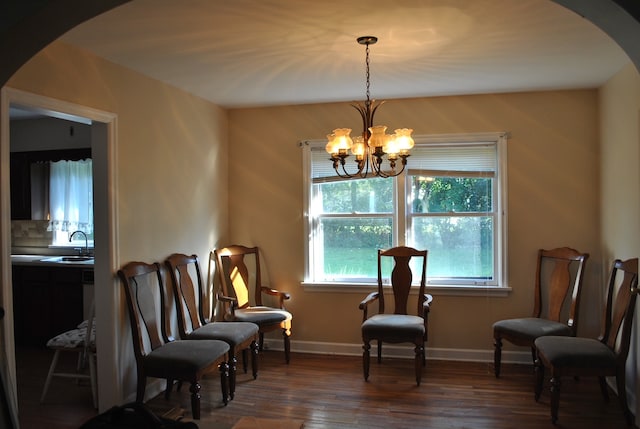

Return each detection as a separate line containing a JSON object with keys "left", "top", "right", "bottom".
{"left": 0, "top": 87, "right": 119, "bottom": 424}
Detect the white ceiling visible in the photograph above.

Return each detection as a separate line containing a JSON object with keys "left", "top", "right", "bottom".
{"left": 56, "top": 0, "right": 630, "bottom": 109}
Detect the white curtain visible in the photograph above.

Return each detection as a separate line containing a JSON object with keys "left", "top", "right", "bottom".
{"left": 48, "top": 159, "right": 93, "bottom": 234}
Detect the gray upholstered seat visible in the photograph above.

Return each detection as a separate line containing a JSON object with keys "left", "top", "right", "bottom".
{"left": 232, "top": 307, "right": 291, "bottom": 326}
{"left": 142, "top": 340, "right": 229, "bottom": 378}
{"left": 534, "top": 336, "right": 616, "bottom": 369}
{"left": 492, "top": 317, "right": 571, "bottom": 340}
{"left": 362, "top": 314, "right": 425, "bottom": 342}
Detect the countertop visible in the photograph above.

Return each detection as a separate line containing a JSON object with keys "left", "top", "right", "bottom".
{"left": 11, "top": 254, "right": 94, "bottom": 268}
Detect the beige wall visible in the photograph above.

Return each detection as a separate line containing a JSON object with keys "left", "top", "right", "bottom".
{"left": 599, "top": 62, "right": 640, "bottom": 420}
{"left": 228, "top": 89, "right": 602, "bottom": 351}
{"left": 5, "top": 40, "right": 229, "bottom": 404}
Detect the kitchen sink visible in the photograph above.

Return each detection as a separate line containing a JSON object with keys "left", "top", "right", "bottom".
{"left": 40, "top": 256, "right": 94, "bottom": 263}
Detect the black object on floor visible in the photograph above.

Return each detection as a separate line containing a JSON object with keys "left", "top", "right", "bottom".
{"left": 79, "top": 402, "right": 198, "bottom": 429}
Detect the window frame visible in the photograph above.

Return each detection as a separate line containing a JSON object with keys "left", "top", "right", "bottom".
{"left": 301, "top": 132, "right": 509, "bottom": 296}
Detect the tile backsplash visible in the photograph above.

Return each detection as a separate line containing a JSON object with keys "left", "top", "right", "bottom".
{"left": 11, "top": 220, "right": 52, "bottom": 248}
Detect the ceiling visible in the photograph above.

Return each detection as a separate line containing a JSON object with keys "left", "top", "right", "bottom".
{"left": 48, "top": 0, "right": 632, "bottom": 109}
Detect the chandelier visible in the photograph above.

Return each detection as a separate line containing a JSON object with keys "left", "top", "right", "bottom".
{"left": 325, "top": 36, "right": 414, "bottom": 179}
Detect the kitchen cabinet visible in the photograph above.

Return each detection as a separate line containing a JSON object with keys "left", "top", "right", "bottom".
{"left": 12, "top": 265, "right": 87, "bottom": 347}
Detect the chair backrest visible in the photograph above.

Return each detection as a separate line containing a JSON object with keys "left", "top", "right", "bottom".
{"left": 214, "top": 245, "right": 263, "bottom": 308}
{"left": 377, "top": 246, "right": 428, "bottom": 316}
{"left": 117, "top": 261, "right": 171, "bottom": 360}
{"left": 601, "top": 258, "right": 638, "bottom": 362}
{"left": 165, "top": 253, "right": 208, "bottom": 338}
{"left": 533, "top": 247, "right": 589, "bottom": 333}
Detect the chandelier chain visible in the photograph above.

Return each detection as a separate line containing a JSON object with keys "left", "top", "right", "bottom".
{"left": 365, "top": 42, "right": 371, "bottom": 104}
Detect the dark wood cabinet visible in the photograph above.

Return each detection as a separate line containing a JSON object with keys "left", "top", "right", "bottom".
{"left": 12, "top": 265, "right": 86, "bottom": 347}
{"left": 10, "top": 152, "right": 31, "bottom": 220}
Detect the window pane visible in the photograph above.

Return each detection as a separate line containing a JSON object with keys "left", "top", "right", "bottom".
{"left": 317, "top": 178, "right": 393, "bottom": 214}
{"left": 316, "top": 217, "right": 393, "bottom": 281}
{"left": 409, "top": 176, "right": 492, "bottom": 214}
{"left": 410, "top": 216, "right": 494, "bottom": 281}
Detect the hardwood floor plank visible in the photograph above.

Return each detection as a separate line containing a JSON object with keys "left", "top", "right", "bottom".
{"left": 16, "top": 347, "right": 636, "bottom": 429}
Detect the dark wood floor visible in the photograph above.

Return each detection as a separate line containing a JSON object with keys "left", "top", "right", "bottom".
{"left": 16, "top": 345, "right": 636, "bottom": 429}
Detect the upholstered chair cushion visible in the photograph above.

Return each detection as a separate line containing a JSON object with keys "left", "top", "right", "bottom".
{"left": 231, "top": 307, "right": 292, "bottom": 325}
{"left": 142, "top": 340, "right": 229, "bottom": 379}
{"left": 362, "top": 314, "right": 425, "bottom": 343}
{"left": 187, "top": 321, "right": 258, "bottom": 348}
{"left": 534, "top": 336, "right": 616, "bottom": 369}
{"left": 493, "top": 317, "right": 572, "bottom": 341}
{"left": 46, "top": 320, "right": 96, "bottom": 349}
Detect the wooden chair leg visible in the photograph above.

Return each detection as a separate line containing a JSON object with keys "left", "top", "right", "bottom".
{"left": 363, "top": 341, "right": 371, "bottom": 381}
{"left": 414, "top": 344, "right": 423, "bottom": 386}
{"left": 164, "top": 379, "right": 173, "bottom": 399}
{"left": 615, "top": 371, "right": 633, "bottom": 425}
{"left": 242, "top": 348, "right": 249, "bottom": 373}
{"left": 136, "top": 374, "right": 146, "bottom": 403}
{"left": 550, "top": 376, "right": 561, "bottom": 424}
{"left": 283, "top": 330, "right": 291, "bottom": 364}
{"left": 493, "top": 336, "right": 502, "bottom": 378}
{"left": 228, "top": 356, "right": 237, "bottom": 400}
{"left": 529, "top": 347, "right": 537, "bottom": 369}
{"left": 189, "top": 381, "right": 202, "bottom": 420}
{"left": 534, "top": 360, "right": 544, "bottom": 402}
{"left": 598, "top": 376, "right": 610, "bottom": 402}
{"left": 250, "top": 340, "right": 259, "bottom": 379}
{"left": 219, "top": 362, "right": 229, "bottom": 406}
{"left": 377, "top": 340, "right": 382, "bottom": 363}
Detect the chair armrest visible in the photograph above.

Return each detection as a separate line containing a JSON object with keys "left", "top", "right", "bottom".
{"left": 422, "top": 293, "right": 433, "bottom": 316}
{"left": 359, "top": 292, "right": 379, "bottom": 322}
{"left": 260, "top": 286, "right": 291, "bottom": 308}
{"left": 422, "top": 294, "right": 433, "bottom": 338}
{"left": 217, "top": 293, "right": 238, "bottom": 318}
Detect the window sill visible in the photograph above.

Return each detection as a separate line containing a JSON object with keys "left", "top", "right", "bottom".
{"left": 301, "top": 281, "right": 511, "bottom": 297}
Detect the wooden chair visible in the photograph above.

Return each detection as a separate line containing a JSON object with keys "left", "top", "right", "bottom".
{"left": 534, "top": 258, "right": 639, "bottom": 425}
{"left": 164, "top": 253, "right": 259, "bottom": 400}
{"left": 359, "top": 246, "right": 433, "bottom": 386}
{"left": 40, "top": 302, "right": 97, "bottom": 408}
{"left": 492, "top": 247, "right": 589, "bottom": 377}
{"left": 117, "top": 261, "right": 230, "bottom": 420}
{"left": 212, "top": 245, "right": 293, "bottom": 363}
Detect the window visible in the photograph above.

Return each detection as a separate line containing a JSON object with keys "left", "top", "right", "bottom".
{"left": 303, "top": 132, "right": 508, "bottom": 289}
{"left": 47, "top": 159, "right": 94, "bottom": 246}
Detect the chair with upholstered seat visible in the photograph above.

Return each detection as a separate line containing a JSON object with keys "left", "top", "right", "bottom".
{"left": 534, "top": 257, "right": 638, "bottom": 425}
{"left": 117, "top": 261, "right": 230, "bottom": 420}
{"left": 213, "top": 245, "right": 293, "bottom": 363}
{"left": 359, "top": 246, "right": 433, "bottom": 386}
{"left": 165, "top": 253, "right": 259, "bottom": 400}
{"left": 40, "top": 303, "right": 97, "bottom": 408}
{"left": 492, "top": 247, "right": 589, "bottom": 377}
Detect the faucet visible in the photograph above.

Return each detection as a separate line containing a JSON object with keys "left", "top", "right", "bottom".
{"left": 69, "top": 230, "right": 89, "bottom": 256}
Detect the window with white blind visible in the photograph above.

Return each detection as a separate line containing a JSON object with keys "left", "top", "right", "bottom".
{"left": 302, "top": 132, "right": 508, "bottom": 288}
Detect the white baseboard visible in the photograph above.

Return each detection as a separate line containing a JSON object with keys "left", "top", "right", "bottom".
{"left": 263, "top": 338, "right": 532, "bottom": 364}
